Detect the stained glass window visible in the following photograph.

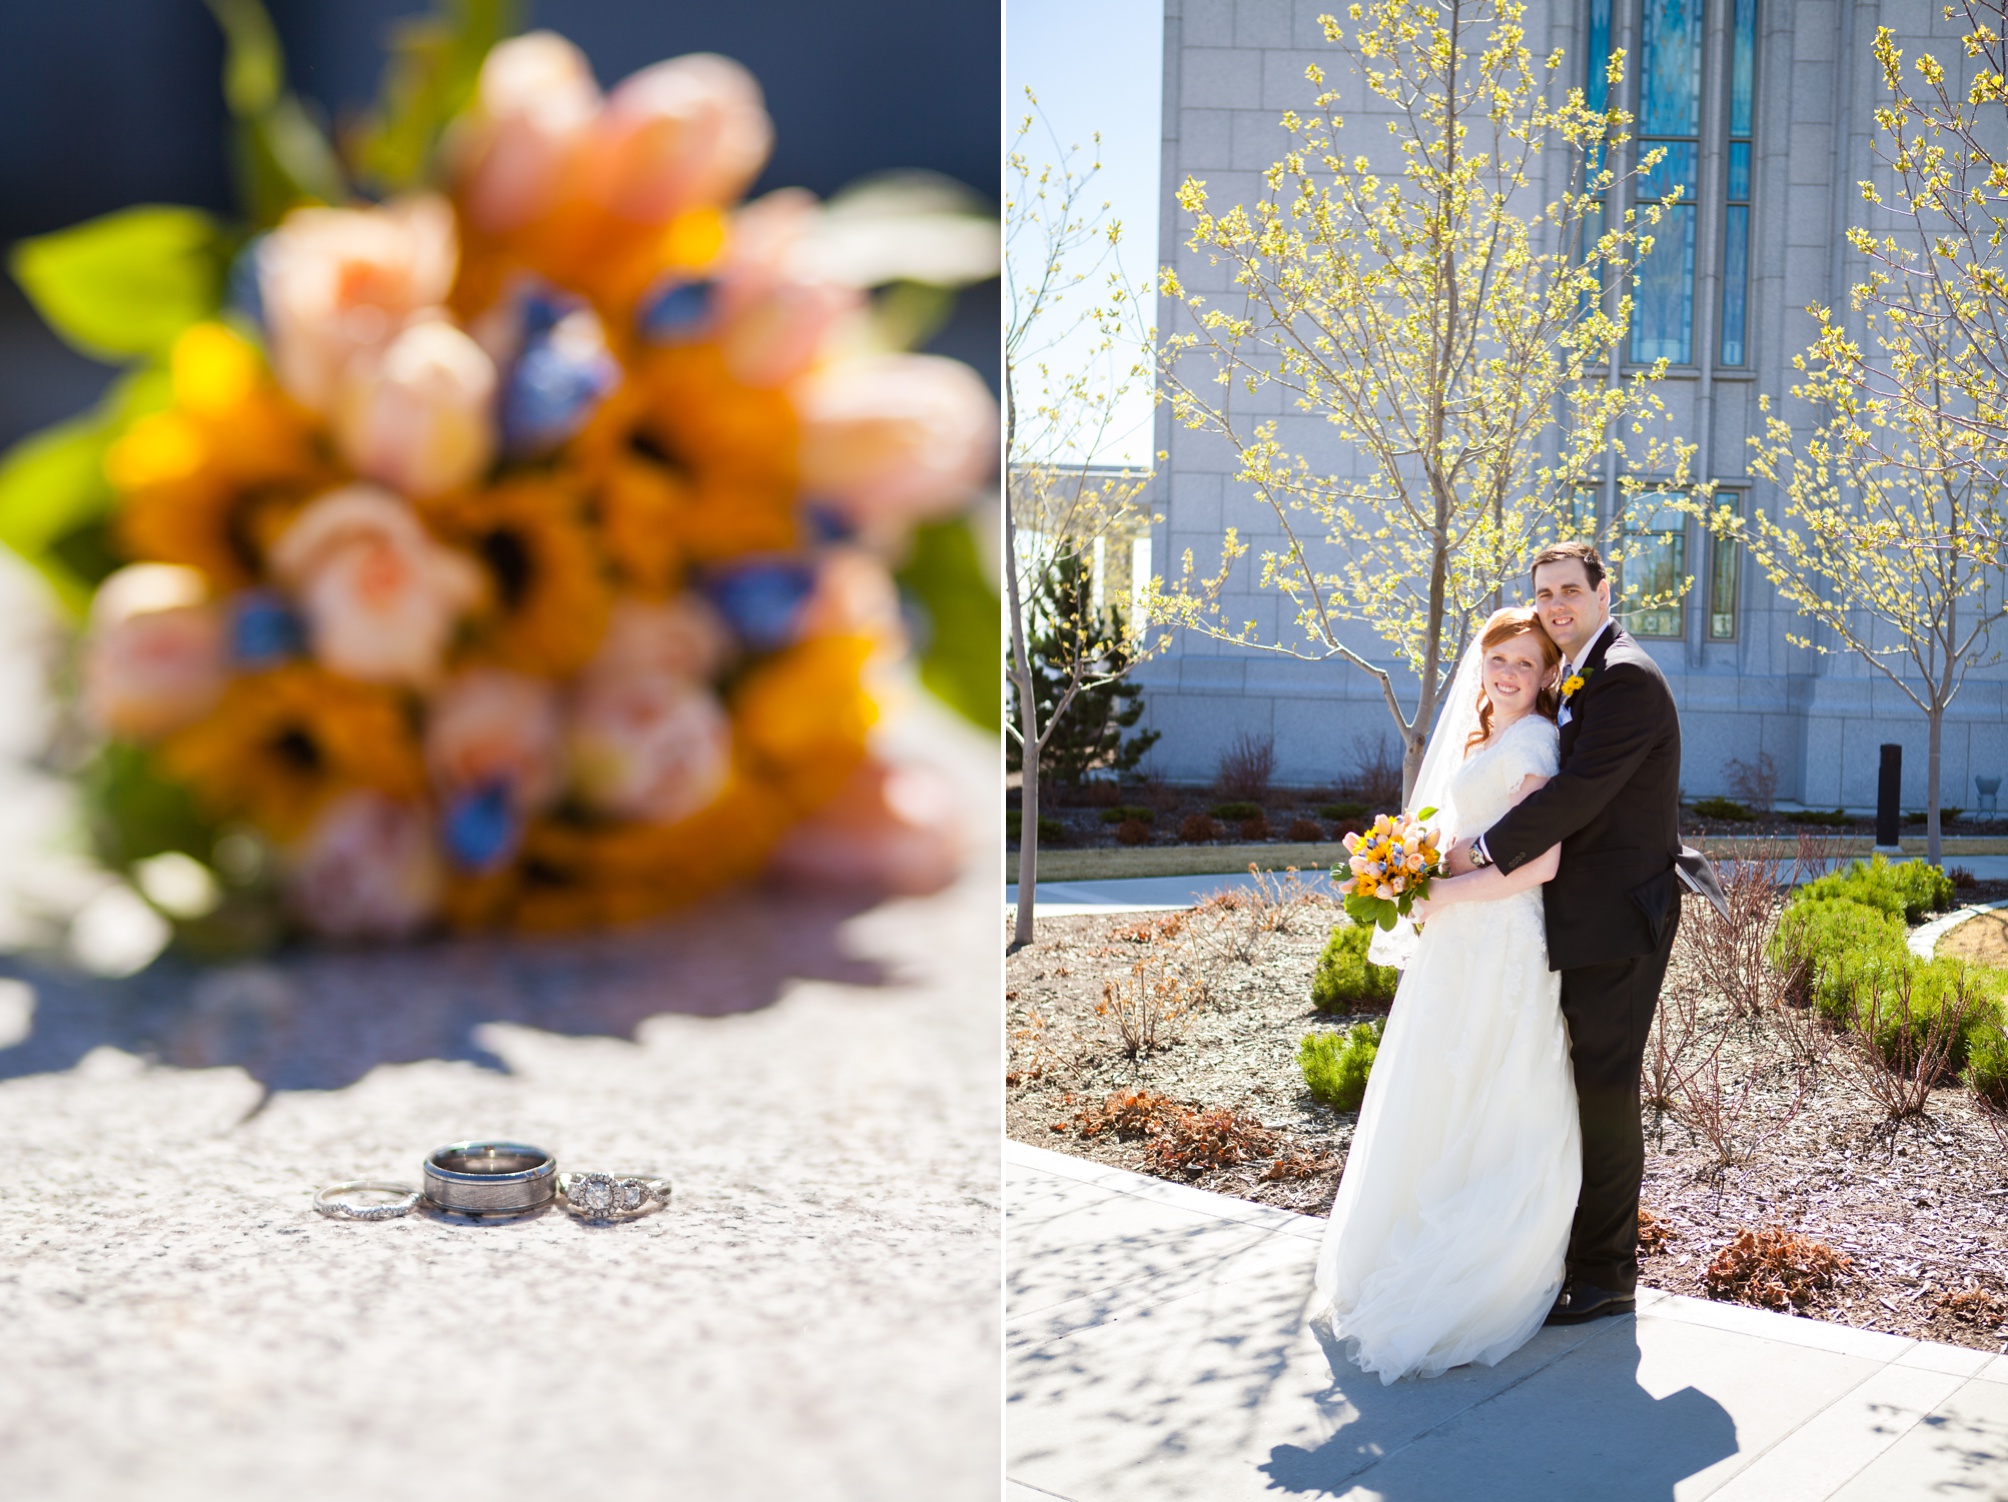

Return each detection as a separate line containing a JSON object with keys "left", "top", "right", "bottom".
{"left": 1719, "top": 0, "right": 1758, "bottom": 366}
{"left": 1631, "top": 0, "right": 1706, "bottom": 365}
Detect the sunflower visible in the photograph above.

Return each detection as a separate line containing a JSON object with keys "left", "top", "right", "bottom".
{"left": 444, "top": 762, "right": 790, "bottom": 931}
{"left": 420, "top": 475, "right": 612, "bottom": 677}
{"left": 568, "top": 368, "right": 797, "bottom": 567}
{"left": 158, "top": 664, "right": 424, "bottom": 838}
{"left": 108, "top": 324, "right": 331, "bottom": 589}
{"left": 731, "top": 634, "right": 876, "bottom": 814}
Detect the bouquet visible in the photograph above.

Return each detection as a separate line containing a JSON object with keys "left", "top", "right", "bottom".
{"left": 0, "top": 7, "right": 998, "bottom": 948}
{"left": 1337, "top": 811, "right": 1444, "bottom": 932}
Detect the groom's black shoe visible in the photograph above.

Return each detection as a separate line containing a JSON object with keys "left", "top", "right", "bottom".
{"left": 1544, "top": 1282, "right": 1636, "bottom": 1326}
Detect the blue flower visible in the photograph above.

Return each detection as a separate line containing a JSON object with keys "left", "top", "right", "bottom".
{"left": 228, "top": 590, "right": 304, "bottom": 667}
{"left": 226, "top": 235, "right": 267, "bottom": 335}
{"left": 442, "top": 783, "right": 520, "bottom": 872}
{"left": 703, "top": 559, "right": 818, "bottom": 653}
{"left": 498, "top": 283, "right": 621, "bottom": 459}
{"left": 637, "top": 277, "right": 719, "bottom": 344}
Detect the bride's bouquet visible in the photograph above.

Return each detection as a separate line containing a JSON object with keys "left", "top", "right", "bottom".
{"left": 1, "top": 11, "right": 997, "bottom": 948}
{"left": 1337, "top": 811, "right": 1444, "bottom": 932}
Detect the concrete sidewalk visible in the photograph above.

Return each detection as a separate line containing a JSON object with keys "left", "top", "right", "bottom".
{"left": 1007, "top": 1141, "right": 2008, "bottom": 1501}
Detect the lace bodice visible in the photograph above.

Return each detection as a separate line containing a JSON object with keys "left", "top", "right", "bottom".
{"left": 1445, "top": 714, "right": 1560, "bottom": 842}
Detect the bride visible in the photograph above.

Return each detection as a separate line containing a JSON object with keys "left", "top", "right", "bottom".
{"left": 1308, "top": 606, "right": 1581, "bottom": 1384}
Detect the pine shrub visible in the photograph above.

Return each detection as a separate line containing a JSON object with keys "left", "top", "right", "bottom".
{"left": 1311, "top": 923, "right": 1399, "bottom": 1011}
{"left": 1299, "top": 1020, "right": 1384, "bottom": 1111}
{"left": 1693, "top": 796, "right": 1755, "bottom": 821}
{"left": 1319, "top": 801, "right": 1367, "bottom": 821}
{"left": 1794, "top": 855, "right": 1954, "bottom": 924}
{"left": 1210, "top": 800, "right": 1262, "bottom": 821}
{"left": 1098, "top": 805, "right": 1156, "bottom": 825}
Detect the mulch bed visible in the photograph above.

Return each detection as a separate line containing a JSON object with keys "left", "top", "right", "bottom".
{"left": 1010, "top": 779, "right": 2008, "bottom": 856}
{"left": 1006, "top": 893, "right": 2008, "bottom": 1352}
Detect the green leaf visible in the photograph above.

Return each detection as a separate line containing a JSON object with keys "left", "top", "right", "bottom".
{"left": 0, "top": 365, "right": 174, "bottom": 614}
{"left": 204, "top": 0, "right": 282, "bottom": 114}
{"left": 896, "top": 514, "right": 1001, "bottom": 730}
{"left": 351, "top": 0, "right": 523, "bottom": 194}
{"left": 203, "top": 0, "right": 346, "bottom": 224}
{"left": 83, "top": 742, "right": 219, "bottom": 870}
{"left": 10, "top": 206, "right": 226, "bottom": 361}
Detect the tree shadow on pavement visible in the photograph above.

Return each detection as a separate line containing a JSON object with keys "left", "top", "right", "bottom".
{"left": 1260, "top": 1318, "right": 1740, "bottom": 1500}
{"left": 0, "top": 884, "right": 887, "bottom": 1097}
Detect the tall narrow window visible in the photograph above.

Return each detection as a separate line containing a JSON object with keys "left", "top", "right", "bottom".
{"left": 1631, "top": 0, "right": 1704, "bottom": 365}
{"left": 1718, "top": 0, "right": 1757, "bottom": 365}
{"left": 1618, "top": 499, "right": 1687, "bottom": 637}
{"left": 1707, "top": 527, "right": 1740, "bottom": 639}
{"left": 1579, "top": 0, "right": 1614, "bottom": 307}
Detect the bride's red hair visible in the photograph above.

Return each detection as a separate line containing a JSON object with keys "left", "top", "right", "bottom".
{"left": 1464, "top": 607, "right": 1562, "bottom": 754}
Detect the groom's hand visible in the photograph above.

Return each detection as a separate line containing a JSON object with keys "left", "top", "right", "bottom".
{"left": 1444, "top": 837, "right": 1476, "bottom": 876}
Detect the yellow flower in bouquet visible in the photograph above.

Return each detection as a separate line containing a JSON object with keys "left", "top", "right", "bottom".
{"left": 6, "top": 12, "right": 997, "bottom": 947}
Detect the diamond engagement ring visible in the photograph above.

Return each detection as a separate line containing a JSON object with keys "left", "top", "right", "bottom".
{"left": 315, "top": 1181, "right": 423, "bottom": 1220}
{"left": 422, "top": 1140, "right": 559, "bottom": 1216}
{"left": 558, "top": 1171, "right": 672, "bottom": 1221}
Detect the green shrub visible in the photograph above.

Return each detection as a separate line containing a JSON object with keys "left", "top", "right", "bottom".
{"left": 1795, "top": 855, "right": 1954, "bottom": 925}
{"left": 1966, "top": 1012, "right": 2008, "bottom": 1105}
{"left": 1782, "top": 808, "right": 1851, "bottom": 826}
{"left": 1769, "top": 897, "right": 1909, "bottom": 1020}
{"left": 1299, "top": 1020, "right": 1384, "bottom": 1111}
{"left": 1006, "top": 811, "right": 1065, "bottom": 843}
{"left": 1849, "top": 957, "right": 2005, "bottom": 1074}
{"left": 1905, "top": 808, "right": 1962, "bottom": 825}
{"left": 1311, "top": 923, "right": 1400, "bottom": 1012}
{"left": 1210, "top": 800, "right": 1262, "bottom": 821}
{"left": 1098, "top": 805, "right": 1156, "bottom": 825}
{"left": 1692, "top": 796, "right": 1755, "bottom": 821}
{"left": 1319, "top": 801, "right": 1367, "bottom": 821}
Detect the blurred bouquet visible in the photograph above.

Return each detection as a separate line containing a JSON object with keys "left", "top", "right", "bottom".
{"left": 1337, "top": 812, "right": 1442, "bottom": 932}
{"left": 0, "top": 3, "right": 998, "bottom": 947}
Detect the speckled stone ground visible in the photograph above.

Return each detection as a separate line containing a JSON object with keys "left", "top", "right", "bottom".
{"left": 0, "top": 699, "right": 1001, "bottom": 1502}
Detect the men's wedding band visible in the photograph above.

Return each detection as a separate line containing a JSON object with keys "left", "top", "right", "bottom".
{"left": 422, "top": 1140, "right": 558, "bottom": 1216}
{"left": 558, "top": 1170, "right": 672, "bottom": 1221}
{"left": 315, "top": 1181, "right": 423, "bottom": 1221}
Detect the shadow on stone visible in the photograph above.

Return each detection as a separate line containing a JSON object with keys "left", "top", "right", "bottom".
{"left": 1260, "top": 1320, "right": 1740, "bottom": 1499}
{"left": 0, "top": 884, "right": 886, "bottom": 1096}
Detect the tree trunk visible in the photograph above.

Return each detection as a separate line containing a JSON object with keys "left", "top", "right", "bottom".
{"left": 1402, "top": 731, "right": 1427, "bottom": 808}
{"left": 1015, "top": 758, "right": 1040, "bottom": 947}
{"left": 1927, "top": 705, "right": 1943, "bottom": 867}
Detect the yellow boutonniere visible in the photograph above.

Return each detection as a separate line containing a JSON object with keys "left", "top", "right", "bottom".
{"left": 1561, "top": 673, "right": 1585, "bottom": 698}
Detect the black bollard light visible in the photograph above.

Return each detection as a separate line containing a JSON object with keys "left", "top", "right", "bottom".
{"left": 1876, "top": 743, "right": 1902, "bottom": 849}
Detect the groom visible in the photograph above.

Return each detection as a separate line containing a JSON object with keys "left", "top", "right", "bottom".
{"left": 1447, "top": 540, "right": 1683, "bottom": 1324}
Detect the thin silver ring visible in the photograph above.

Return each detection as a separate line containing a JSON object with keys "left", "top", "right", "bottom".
{"left": 558, "top": 1171, "right": 672, "bottom": 1221}
{"left": 315, "top": 1181, "right": 422, "bottom": 1220}
{"left": 422, "top": 1140, "right": 558, "bottom": 1216}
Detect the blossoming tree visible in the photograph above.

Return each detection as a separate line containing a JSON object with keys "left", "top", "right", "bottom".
{"left": 1151, "top": 0, "right": 1690, "bottom": 799}
{"left": 1714, "top": 16, "right": 2008, "bottom": 864}
{"left": 1005, "top": 98, "right": 1159, "bottom": 945}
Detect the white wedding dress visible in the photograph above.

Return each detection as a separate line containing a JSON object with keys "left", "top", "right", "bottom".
{"left": 1308, "top": 709, "right": 1581, "bottom": 1384}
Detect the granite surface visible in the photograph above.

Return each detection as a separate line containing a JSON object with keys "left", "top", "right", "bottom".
{"left": 0, "top": 700, "right": 1002, "bottom": 1501}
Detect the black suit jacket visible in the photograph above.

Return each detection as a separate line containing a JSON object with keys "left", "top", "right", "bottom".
{"left": 1481, "top": 623, "right": 1683, "bottom": 972}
